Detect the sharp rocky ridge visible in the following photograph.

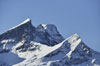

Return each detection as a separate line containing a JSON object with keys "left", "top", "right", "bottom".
{"left": 0, "top": 18, "right": 100, "bottom": 66}
{"left": 0, "top": 18, "right": 64, "bottom": 46}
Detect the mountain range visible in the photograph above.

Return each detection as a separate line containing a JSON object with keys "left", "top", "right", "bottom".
{"left": 0, "top": 18, "right": 100, "bottom": 66}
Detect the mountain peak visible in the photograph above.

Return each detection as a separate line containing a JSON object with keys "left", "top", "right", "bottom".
{"left": 37, "top": 24, "right": 57, "bottom": 30}
{"left": 71, "top": 33, "right": 80, "bottom": 38}
{"left": 20, "top": 18, "right": 31, "bottom": 25}
{"left": 67, "top": 33, "right": 80, "bottom": 43}
{"left": 36, "top": 24, "right": 64, "bottom": 46}
{"left": 0, "top": 18, "right": 35, "bottom": 40}
{"left": 0, "top": 19, "right": 100, "bottom": 66}
{"left": 41, "top": 24, "right": 47, "bottom": 29}
{"left": 9, "top": 18, "right": 32, "bottom": 30}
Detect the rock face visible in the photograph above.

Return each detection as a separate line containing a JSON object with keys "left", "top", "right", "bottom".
{"left": 0, "top": 18, "right": 100, "bottom": 66}
{"left": 0, "top": 18, "right": 64, "bottom": 52}
{"left": 0, "top": 18, "right": 35, "bottom": 40}
{"left": 36, "top": 24, "right": 64, "bottom": 46}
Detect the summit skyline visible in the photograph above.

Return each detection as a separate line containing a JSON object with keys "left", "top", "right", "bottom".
{"left": 0, "top": 0, "right": 100, "bottom": 52}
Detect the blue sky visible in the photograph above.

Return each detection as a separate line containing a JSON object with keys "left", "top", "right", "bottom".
{"left": 0, "top": 0, "right": 100, "bottom": 51}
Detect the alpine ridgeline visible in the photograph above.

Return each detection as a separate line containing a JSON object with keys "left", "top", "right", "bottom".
{"left": 0, "top": 18, "right": 100, "bottom": 66}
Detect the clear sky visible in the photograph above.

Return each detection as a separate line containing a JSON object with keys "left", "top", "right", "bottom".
{"left": 0, "top": 0, "right": 100, "bottom": 51}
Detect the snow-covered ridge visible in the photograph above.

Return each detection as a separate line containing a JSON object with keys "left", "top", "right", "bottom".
{"left": 20, "top": 18, "right": 31, "bottom": 25}
{"left": 0, "top": 18, "right": 64, "bottom": 46}
{"left": 9, "top": 18, "right": 31, "bottom": 30}
{"left": 0, "top": 18, "right": 32, "bottom": 36}
{"left": 67, "top": 33, "right": 80, "bottom": 43}
{"left": 0, "top": 18, "right": 100, "bottom": 66}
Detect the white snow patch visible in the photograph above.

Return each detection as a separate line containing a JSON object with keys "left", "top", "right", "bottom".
{"left": 1, "top": 39, "right": 15, "bottom": 44}
{"left": 67, "top": 39, "right": 81, "bottom": 58}
{"left": 67, "top": 33, "right": 80, "bottom": 43}
{"left": 20, "top": 18, "right": 31, "bottom": 25}
{"left": 41, "top": 24, "right": 47, "bottom": 29}
{"left": 12, "top": 41, "right": 63, "bottom": 66}
{"left": 66, "top": 33, "right": 81, "bottom": 58}
{"left": 12, "top": 40, "right": 25, "bottom": 53}
{"left": 91, "top": 59, "right": 96, "bottom": 64}
{"left": 1, "top": 39, "right": 15, "bottom": 49}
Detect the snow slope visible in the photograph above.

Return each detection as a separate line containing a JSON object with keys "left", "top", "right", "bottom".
{"left": 0, "top": 18, "right": 100, "bottom": 66}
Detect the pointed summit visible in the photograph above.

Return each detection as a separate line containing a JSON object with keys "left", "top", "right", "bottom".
{"left": 0, "top": 18, "right": 35, "bottom": 40}
{"left": 67, "top": 33, "right": 80, "bottom": 44}
{"left": 72, "top": 33, "right": 79, "bottom": 37}
{"left": 19, "top": 18, "right": 31, "bottom": 25}
{"left": 10, "top": 18, "right": 32, "bottom": 30}
{"left": 68, "top": 33, "right": 80, "bottom": 39}
{"left": 0, "top": 18, "right": 100, "bottom": 66}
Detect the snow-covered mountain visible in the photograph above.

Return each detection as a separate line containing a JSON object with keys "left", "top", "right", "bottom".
{"left": 0, "top": 18, "right": 100, "bottom": 66}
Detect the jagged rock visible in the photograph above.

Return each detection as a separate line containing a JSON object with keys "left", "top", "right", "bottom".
{"left": 0, "top": 19, "right": 64, "bottom": 52}
{"left": 36, "top": 24, "right": 64, "bottom": 46}
{"left": 0, "top": 18, "right": 100, "bottom": 66}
